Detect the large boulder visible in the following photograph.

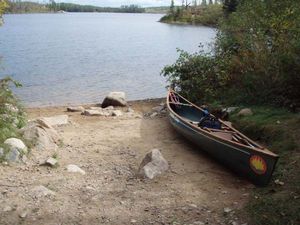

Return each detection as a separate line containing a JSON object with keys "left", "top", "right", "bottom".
{"left": 42, "top": 115, "right": 69, "bottom": 126}
{"left": 101, "top": 92, "right": 127, "bottom": 108}
{"left": 22, "top": 119, "right": 61, "bottom": 152}
{"left": 138, "top": 149, "right": 169, "bottom": 179}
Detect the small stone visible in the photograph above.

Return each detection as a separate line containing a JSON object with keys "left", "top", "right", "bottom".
{"left": 152, "top": 105, "right": 165, "bottom": 113}
{"left": 44, "top": 157, "right": 58, "bottom": 167}
{"left": 224, "top": 207, "right": 233, "bottom": 214}
{"left": 31, "top": 185, "right": 55, "bottom": 198}
{"left": 189, "top": 204, "right": 197, "bottom": 208}
{"left": 19, "top": 211, "right": 27, "bottom": 218}
{"left": 223, "top": 107, "right": 238, "bottom": 113}
{"left": 3, "top": 205, "right": 12, "bottom": 212}
{"left": 82, "top": 109, "right": 110, "bottom": 116}
{"left": 112, "top": 110, "right": 123, "bottom": 117}
{"left": 130, "top": 219, "right": 137, "bottom": 223}
{"left": 274, "top": 179, "right": 284, "bottom": 186}
{"left": 127, "top": 107, "right": 134, "bottom": 113}
{"left": 0, "top": 148, "right": 4, "bottom": 157}
{"left": 150, "top": 112, "right": 158, "bottom": 118}
{"left": 104, "top": 106, "right": 114, "bottom": 110}
{"left": 193, "top": 222, "right": 204, "bottom": 225}
{"left": 66, "top": 164, "right": 86, "bottom": 175}
{"left": 67, "top": 106, "right": 84, "bottom": 112}
{"left": 237, "top": 108, "right": 253, "bottom": 116}
{"left": 42, "top": 115, "right": 69, "bottom": 126}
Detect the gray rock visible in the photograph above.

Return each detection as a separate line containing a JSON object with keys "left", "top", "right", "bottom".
{"left": 112, "top": 110, "right": 123, "bottom": 117}
{"left": 127, "top": 107, "right": 134, "bottom": 113}
{"left": 274, "top": 179, "right": 284, "bottom": 186}
{"left": 102, "top": 92, "right": 127, "bottom": 108}
{"left": 224, "top": 207, "right": 233, "bottom": 214}
{"left": 152, "top": 105, "right": 165, "bottom": 113}
{"left": 67, "top": 106, "right": 85, "bottom": 112}
{"left": 5, "top": 148, "right": 20, "bottom": 163}
{"left": 193, "top": 222, "right": 204, "bottom": 225}
{"left": 31, "top": 185, "right": 55, "bottom": 198}
{"left": 237, "top": 108, "right": 253, "bottom": 116}
{"left": 82, "top": 109, "right": 111, "bottom": 116}
{"left": 44, "top": 157, "right": 58, "bottom": 167}
{"left": 3, "top": 205, "right": 12, "bottom": 212}
{"left": 150, "top": 112, "right": 158, "bottom": 118}
{"left": 223, "top": 107, "right": 238, "bottom": 113}
{"left": 104, "top": 106, "right": 114, "bottom": 110}
{"left": 66, "top": 164, "right": 86, "bottom": 175}
{"left": 19, "top": 211, "right": 27, "bottom": 218}
{"left": 138, "top": 149, "right": 169, "bottom": 179}
{"left": 42, "top": 115, "right": 69, "bottom": 126}
{"left": 4, "top": 138, "right": 27, "bottom": 154}
{"left": 0, "top": 148, "right": 4, "bottom": 157}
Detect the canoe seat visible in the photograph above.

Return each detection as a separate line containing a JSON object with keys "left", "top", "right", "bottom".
{"left": 212, "top": 131, "right": 233, "bottom": 141}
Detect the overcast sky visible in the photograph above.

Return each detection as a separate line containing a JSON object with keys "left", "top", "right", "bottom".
{"left": 40, "top": 0, "right": 182, "bottom": 7}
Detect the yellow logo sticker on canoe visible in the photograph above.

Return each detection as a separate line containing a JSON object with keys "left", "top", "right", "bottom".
{"left": 250, "top": 155, "right": 267, "bottom": 175}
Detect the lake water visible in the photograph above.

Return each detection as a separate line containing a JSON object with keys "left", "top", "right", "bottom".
{"left": 0, "top": 13, "right": 216, "bottom": 107}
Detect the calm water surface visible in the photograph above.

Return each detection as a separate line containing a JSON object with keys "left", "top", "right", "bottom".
{"left": 0, "top": 13, "right": 216, "bottom": 107}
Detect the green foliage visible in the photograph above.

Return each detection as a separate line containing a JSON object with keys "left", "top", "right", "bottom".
{"left": 0, "top": 0, "right": 8, "bottom": 24}
{"left": 229, "top": 106, "right": 300, "bottom": 225}
{"left": 162, "top": 0, "right": 300, "bottom": 107}
{"left": 161, "top": 48, "right": 228, "bottom": 104}
{"left": 7, "top": 1, "right": 50, "bottom": 13}
{"left": 0, "top": 77, "right": 26, "bottom": 145}
{"left": 160, "top": 4, "right": 223, "bottom": 26}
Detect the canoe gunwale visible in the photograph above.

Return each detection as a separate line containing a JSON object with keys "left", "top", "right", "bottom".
{"left": 167, "top": 90, "right": 279, "bottom": 158}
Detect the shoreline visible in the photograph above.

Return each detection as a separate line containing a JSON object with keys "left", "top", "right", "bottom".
{"left": 24, "top": 97, "right": 165, "bottom": 109}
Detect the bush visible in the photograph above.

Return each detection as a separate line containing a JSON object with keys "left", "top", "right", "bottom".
{"left": 0, "top": 77, "right": 26, "bottom": 145}
{"left": 162, "top": 0, "right": 300, "bottom": 108}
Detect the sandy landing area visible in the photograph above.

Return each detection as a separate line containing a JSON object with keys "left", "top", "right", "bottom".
{"left": 0, "top": 99, "right": 253, "bottom": 225}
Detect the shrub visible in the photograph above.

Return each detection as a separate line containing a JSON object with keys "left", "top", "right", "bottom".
{"left": 0, "top": 77, "right": 26, "bottom": 144}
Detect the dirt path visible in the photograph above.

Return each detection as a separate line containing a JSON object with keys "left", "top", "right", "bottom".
{"left": 0, "top": 100, "right": 253, "bottom": 225}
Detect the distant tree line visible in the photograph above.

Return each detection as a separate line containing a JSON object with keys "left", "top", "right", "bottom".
{"left": 5, "top": 0, "right": 145, "bottom": 14}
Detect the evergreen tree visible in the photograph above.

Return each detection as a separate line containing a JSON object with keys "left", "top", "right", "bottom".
{"left": 170, "top": 0, "right": 175, "bottom": 14}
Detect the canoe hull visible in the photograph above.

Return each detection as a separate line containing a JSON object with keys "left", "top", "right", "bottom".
{"left": 168, "top": 110, "right": 278, "bottom": 186}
